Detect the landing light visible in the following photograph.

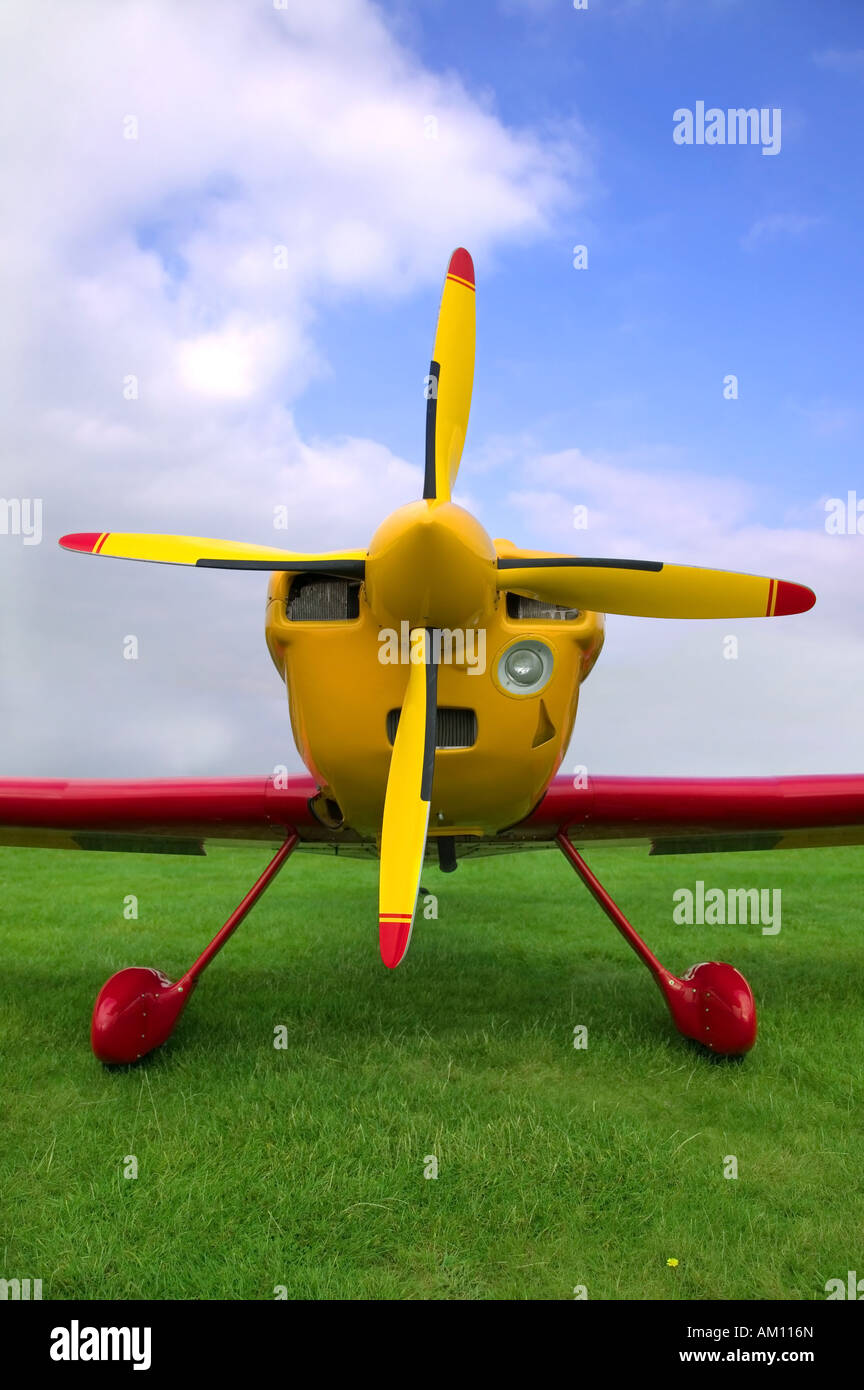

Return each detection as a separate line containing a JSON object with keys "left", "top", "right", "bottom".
{"left": 497, "top": 639, "right": 553, "bottom": 695}
{"left": 505, "top": 649, "right": 543, "bottom": 685}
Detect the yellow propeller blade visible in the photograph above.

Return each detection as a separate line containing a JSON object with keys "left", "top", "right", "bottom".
{"left": 496, "top": 554, "right": 815, "bottom": 619}
{"left": 424, "top": 248, "right": 475, "bottom": 504}
{"left": 378, "top": 628, "right": 437, "bottom": 968}
{"left": 59, "top": 532, "right": 365, "bottom": 575}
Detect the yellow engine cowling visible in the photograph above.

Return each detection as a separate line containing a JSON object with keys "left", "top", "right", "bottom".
{"left": 265, "top": 570, "right": 604, "bottom": 840}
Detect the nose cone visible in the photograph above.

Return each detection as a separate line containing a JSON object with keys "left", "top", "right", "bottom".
{"left": 365, "top": 501, "right": 496, "bottom": 629}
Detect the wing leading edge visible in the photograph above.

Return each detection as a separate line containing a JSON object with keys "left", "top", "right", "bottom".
{"left": 2, "top": 773, "right": 864, "bottom": 859}
{"left": 0, "top": 776, "right": 340, "bottom": 854}
{"left": 503, "top": 774, "right": 864, "bottom": 854}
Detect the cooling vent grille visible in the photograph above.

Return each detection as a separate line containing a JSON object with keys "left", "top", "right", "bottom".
{"left": 287, "top": 576, "right": 360, "bottom": 621}
{"left": 386, "top": 708, "right": 477, "bottom": 749}
{"left": 506, "top": 592, "right": 581, "bottom": 620}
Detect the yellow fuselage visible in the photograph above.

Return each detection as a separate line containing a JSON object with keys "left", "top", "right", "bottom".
{"left": 265, "top": 501, "right": 604, "bottom": 840}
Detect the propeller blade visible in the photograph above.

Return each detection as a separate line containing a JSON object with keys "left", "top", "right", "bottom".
{"left": 423, "top": 248, "right": 475, "bottom": 504}
{"left": 496, "top": 555, "right": 815, "bottom": 619}
{"left": 378, "top": 628, "right": 437, "bottom": 969}
{"left": 59, "top": 532, "right": 365, "bottom": 576}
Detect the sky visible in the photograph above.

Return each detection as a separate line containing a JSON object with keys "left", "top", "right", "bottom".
{"left": 0, "top": 0, "right": 862, "bottom": 781}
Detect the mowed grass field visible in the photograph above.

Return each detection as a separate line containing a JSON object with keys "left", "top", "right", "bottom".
{"left": 1, "top": 841, "right": 862, "bottom": 1302}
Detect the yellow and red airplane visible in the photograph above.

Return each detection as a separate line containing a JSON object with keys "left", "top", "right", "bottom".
{"left": 2, "top": 248, "right": 863, "bottom": 1064}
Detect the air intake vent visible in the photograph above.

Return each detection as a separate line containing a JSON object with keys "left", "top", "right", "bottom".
{"left": 287, "top": 575, "right": 360, "bottom": 621}
{"left": 387, "top": 707, "right": 477, "bottom": 749}
{"left": 506, "top": 592, "right": 580, "bottom": 620}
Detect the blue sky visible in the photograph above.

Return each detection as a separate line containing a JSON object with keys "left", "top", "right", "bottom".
{"left": 301, "top": 0, "right": 864, "bottom": 527}
{"left": 2, "top": 0, "right": 863, "bottom": 778}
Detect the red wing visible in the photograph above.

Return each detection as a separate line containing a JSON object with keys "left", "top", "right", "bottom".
{"left": 4, "top": 773, "right": 864, "bottom": 861}
{"left": 503, "top": 775, "right": 864, "bottom": 854}
{"left": 0, "top": 776, "right": 361, "bottom": 855}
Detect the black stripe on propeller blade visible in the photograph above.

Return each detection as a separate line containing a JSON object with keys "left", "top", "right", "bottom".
{"left": 423, "top": 361, "right": 441, "bottom": 500}
{"left": 196, "top": 559, "right": 366, "bottom": 577}
{"left": 420, "top": 628, "right": 438, "bottom": 801}
{"left": 497, "top": 557, "right": 663, "bottom": 573}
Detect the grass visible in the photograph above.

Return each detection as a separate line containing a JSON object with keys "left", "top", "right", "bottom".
{"left": 0, "top": 841, "right": 862, "bottom": 1301}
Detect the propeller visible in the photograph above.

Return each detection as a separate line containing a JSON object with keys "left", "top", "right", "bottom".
{"left": 424, "top": 248, "right": 475, "bottom": 503}
{"left": 496, "top": 552, "right": 815, "bottom": 620}
{"left": 59, "top": 532, "right": 364, "bottom": 575}
{"left": 378, "top": 628, "right": 438, "bottom": 968}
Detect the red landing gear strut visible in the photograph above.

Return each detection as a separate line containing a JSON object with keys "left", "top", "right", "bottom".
{"left": 91, "top": 835, "right": 299, "bottom": 1064}
{"left": 556, "top": 832, "right": 757, "bottom": 1056}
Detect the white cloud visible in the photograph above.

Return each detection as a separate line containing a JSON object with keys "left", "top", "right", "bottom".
{"left": 0, "top": 0, "right": 588, "bottom": 777}
{"left": 177, "top": 320, "right": 287, "bottom": 400}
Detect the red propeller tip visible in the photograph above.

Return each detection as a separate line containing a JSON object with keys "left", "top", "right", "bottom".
{"left": 60, "top": 532, "right": 104, "bottom": 553}
{"left": 447, "top": 247, "right": 474, "bottom": 288}
{"left": 774, "top": 580, "right": 816, "bottom": 616}
{"left": 379, "top": 916, "right": 413, "bottom": 969}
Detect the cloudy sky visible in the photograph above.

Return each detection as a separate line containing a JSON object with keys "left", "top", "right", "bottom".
{"left": 1, "top": 0, "right": 862, "bottom": 781}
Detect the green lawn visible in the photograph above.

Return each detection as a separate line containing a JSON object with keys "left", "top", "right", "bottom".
{"left": 1, "top": 842, "right": 861, "bottom": 1301}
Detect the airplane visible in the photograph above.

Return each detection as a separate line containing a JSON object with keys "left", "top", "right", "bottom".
{"left": 2, "top": 247, "right": 863, "bottom": 1067}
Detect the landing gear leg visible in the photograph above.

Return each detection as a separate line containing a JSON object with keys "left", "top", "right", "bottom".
{"left": 555, "top": 832, "right": 757, "bottom": 1056}
{"left": 91, "top": 834, "right": 299, "bottom": 1063}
